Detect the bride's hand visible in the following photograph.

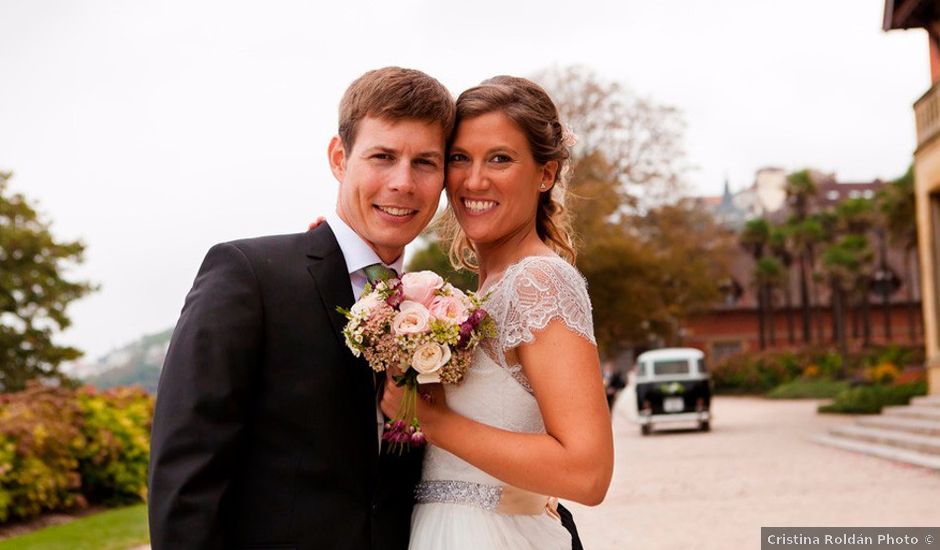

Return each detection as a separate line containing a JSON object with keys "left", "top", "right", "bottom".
{"left": 381, "top": 376, "right": 447, "bottom": 427}
{"left": 307, "top": 216, "right": 326, "bottom": 231}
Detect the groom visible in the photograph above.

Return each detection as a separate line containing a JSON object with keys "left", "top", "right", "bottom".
{"left": 149, "top": 66, "right": 583, "bottom": 549}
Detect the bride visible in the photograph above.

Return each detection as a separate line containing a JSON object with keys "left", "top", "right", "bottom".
{"left": 382, "top": 75, "right": 614, "bottom": 550}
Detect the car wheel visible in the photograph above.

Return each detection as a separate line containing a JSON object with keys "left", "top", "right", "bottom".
{"left": 641, "top": 424, "right": 651, "bottom": 436}
{"left": 699, "top": 420, "right": 710, "bottom": 432}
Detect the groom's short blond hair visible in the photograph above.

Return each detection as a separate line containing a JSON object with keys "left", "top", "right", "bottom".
{"left": 338, "top": 67, "right": 455, "bottom": 150}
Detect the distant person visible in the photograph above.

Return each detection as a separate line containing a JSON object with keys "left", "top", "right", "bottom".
{"left": 606, "top": 367, "right": 628, "bottom": 411}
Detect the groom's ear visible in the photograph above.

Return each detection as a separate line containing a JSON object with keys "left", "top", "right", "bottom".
{"left": 328, "top": 136, "right": 347, "bottom": 182}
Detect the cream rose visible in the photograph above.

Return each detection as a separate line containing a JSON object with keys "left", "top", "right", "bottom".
{"left": 401, "top": 271, "right": 445, "bottom": 307}
{"left": 350, "top": 292, "right": 382, "bottom": 317}
{"left": 428, "top": 295, "right": 470, "bottom": 324}
{"left": 411, "top": 342, "right": 451, "bottom": 384}
{"left": 391, "top": 301, "right": 431, "bottom": 335}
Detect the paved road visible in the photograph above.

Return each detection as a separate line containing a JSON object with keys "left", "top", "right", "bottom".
{"left": 565, "top": 391, "right": 940, "bottom": 550}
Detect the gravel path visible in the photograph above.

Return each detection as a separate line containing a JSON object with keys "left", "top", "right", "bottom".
{"left": 564, "top": 391, "right": 940, "bottom": 550}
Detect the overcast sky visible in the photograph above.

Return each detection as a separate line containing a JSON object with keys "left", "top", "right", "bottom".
{"left": 0, "top": 0, "right": 931, "bottom": 361}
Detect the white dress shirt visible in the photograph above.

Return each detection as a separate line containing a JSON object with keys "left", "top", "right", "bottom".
{"left": 326, "top": 212, "right": 404, "bottom": 449}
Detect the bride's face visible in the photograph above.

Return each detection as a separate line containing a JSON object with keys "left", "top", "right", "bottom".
{"left": 446, "top": 111, "right": 556, "bottom": 247}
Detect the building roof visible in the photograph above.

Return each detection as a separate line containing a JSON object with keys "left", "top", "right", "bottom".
{"left": 816, "top": 179, "right": 885, "bottom": 208}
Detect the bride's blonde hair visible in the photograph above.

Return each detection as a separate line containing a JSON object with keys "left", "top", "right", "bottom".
{"left": 442, "top": 75, "right": 576, "bottom": 272}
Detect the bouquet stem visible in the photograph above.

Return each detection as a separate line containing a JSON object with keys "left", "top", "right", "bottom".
{"left": 382, "top": 378, "right": 426, "bottom": 454}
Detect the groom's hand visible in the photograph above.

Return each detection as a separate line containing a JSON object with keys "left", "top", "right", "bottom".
{"left": 307, "top": 216, "right": 326, "bottom": 231}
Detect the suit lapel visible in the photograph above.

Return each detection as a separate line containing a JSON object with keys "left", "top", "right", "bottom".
{"left": 305, "top": 223, "right": 381, "bottom": 457}
{"left": 305, "top": 223, "right": 356, "bottom": 349}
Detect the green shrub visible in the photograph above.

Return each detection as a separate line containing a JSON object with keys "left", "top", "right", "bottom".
{"left": 0, "top": 383, "right": 154, "bottom": 523}
{"left": 0, "top": 385, "right": 85, "bottom": 522}
{"left": 818, "top": 381, "right": 928, "bottom": 414}
{"left": 711, "top": 351, "right": 802, "bottom": 394}
{"left": 712, "top": 345, "right": 923, "bottom": 395}
{"left": 766, "top": 378, "right": 850, "bottom": 399}
{"left": 77, "top": 387, "right": 153, "bottom": 505}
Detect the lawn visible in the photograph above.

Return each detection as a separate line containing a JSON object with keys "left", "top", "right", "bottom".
{"left": 766, "top": 378, "right": 850, "bottom": 399}
{"left": 0, "top": 505, "right": 149, "bottom": 550}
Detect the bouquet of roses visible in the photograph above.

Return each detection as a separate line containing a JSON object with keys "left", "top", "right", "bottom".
{"left": 339, "top": 271, "right": 495, "bottom": 453}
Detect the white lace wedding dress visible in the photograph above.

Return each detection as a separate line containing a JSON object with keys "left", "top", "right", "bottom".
{"left": 409, "top": 255, "right": 596, "bottom": 550}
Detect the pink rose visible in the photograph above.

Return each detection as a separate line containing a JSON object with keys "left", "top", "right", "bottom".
{"left": 401, "top": 271, "right": 444, "bottom": 307}
{"left": 429, "top": 295, "right": 469, "bottom": 325}
{"left": 391, "top": 301, "right": 432, "bottom": 335}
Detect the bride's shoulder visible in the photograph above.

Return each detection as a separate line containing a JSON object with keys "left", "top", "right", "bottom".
{"left": 499, "top": 254, "right": 595, "bottom": 348}
{"left": 506, "top": 254, "right": 589, "bottom": 293}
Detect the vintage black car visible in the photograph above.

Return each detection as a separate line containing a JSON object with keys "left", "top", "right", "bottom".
{"left": 635, "top": 348, "right": 711, "bottom": 435}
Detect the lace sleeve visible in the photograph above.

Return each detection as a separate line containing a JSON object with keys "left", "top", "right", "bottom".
{"left": 501, "top": 256, "right": 596, "bottom": 352}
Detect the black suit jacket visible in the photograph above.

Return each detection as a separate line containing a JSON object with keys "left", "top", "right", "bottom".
{"left": 149, "top": 225, "right": 423, "bottom": 550}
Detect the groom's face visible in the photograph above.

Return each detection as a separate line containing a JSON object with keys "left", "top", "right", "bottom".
{"left": 329, "top": 116, "right": 446, "bottom": 263}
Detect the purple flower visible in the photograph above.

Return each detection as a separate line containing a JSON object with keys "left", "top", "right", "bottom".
{"left": 469, "top": 308, "right": 488, "bottom": 328}
{"left": 457, "top": 321, "right": 473, "bottom": 348}
{"left": 410, "top": 430, "right": 427, "bottom": 447}
{"left": 386, "top": 287, "right": 405, "bottom": 308}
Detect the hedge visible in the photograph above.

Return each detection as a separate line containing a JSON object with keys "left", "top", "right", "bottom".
{"left": 0, "top": 383, "right": 153, "bottom": 523}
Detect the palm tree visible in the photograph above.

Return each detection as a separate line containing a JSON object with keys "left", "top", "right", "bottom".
{"left": 769, "top": 225, "right": 796, "bottom": 344}
{"left": 755, "top": 257, "right": 786, "bottom": 348}
{"left": 785, "top": 170, "right": 818, "bottom": 344}
{"left": 834, "top": 198, "right": 876, "bottom": 347}
{"left": 741, "top": 218, "right": 771, "bottom": 349}
{"left": 878, "top": 166, "right": 919, "bottom": 342}
{"left": 812, "top": 211, "right": 839, "bottom": 343}
{"left": 822, "top": 235, "right": 875, "bottom": 361}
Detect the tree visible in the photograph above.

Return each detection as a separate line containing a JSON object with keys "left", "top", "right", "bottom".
{"left": 533, "top": 65, "right": 689, "bottom": 210}
{"left": 877, "top": 166, "right": 919, "bottom": 342}
{"left": 633, "top": 200, "right": 735, "bottom": 349}
{"left": 833, "top": 198, "right": 876, "bottom": 347}
{"left": 769, "top": 225, "right": 796, "bottom": 344}
{"left": 784, "top": 169, "right": 818, "bottom": 344}
{"left": 821, "top": 235, "right": 874, "bottom": 362}
{"left": 740, "top": 218, "right": 771, "bottom": 349}
{"left": 754, "top": 257, "right": 786, "bottom": 347}
{"left": 0, "top": 171, "right": 96, "bottom": 391}
{"left": 406, "top": 236, "right": 478, "bottom": 292}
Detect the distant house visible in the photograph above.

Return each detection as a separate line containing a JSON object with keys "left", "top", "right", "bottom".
{"left": 884, "top": 0, "right": 940, "bottom": 395}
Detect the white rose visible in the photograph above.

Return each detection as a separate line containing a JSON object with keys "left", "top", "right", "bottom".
{"left": 411, "top": 343, "right": 451, "bottom": 384}
{"left": 351, "top": 292, "right": 381, "bottom": 317}
{"left": 391, "top": 301, "right": 432, "bottom": 335}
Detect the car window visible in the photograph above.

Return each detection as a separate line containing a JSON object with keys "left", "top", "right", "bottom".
{"left": 653, "top": 360, "right": 690, "bottom": 376}
{"left": 697, "top": 358, "right": 707, "bottom": 373}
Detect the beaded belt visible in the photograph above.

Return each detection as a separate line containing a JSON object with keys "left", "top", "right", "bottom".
{"left": 415, "top": 480, "right": 559, "bottom": 518}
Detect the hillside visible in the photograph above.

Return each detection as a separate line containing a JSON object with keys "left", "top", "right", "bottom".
{"left": 82, "top": 328, "right": 173, "bottom": 394}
